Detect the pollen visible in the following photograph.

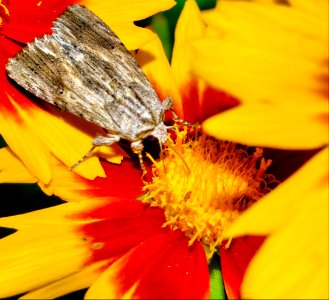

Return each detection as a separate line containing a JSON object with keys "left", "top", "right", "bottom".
{"left": 142, "top": 129, "right": 275, "bottom": 259}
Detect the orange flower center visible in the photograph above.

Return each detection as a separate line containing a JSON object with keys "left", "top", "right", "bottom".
{"left": 142, "top": 130, "right": 274, "bottom": 259}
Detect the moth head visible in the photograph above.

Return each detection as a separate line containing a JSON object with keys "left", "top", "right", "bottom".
{"left": 149, "top": 121, "right": 168, "bottom": 146}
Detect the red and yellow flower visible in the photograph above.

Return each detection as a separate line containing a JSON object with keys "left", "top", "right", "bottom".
{"left": 1, "top": 0, "right": 327, "bottom": 299}
{"left": 0, "top": 0, "right": 273, "bottom": 298}
{"left": 191, "top": 0, "right": 328, "bottom": 298}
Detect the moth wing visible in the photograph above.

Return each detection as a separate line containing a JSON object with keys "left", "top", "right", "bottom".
{"left": 6, "top": 4, "right": 164, "bottom": 141}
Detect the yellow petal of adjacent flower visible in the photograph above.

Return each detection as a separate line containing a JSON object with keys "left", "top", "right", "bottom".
{"left": 224, "top": 147, "right": 328, "bottom": 237}
{"left": 82, "top": 0, "right": 176, "bottom": 24}
{"left": 224, "top": 147, "right": 329, "bottom": 299}
{"left": 192, "top": 36, "right": 328, "bottom": 112}
{"left": 135, "top": 33, "right": 181, "bottom": 108}
{"left": 171, "top": 0, "right": 206, "bottom": 115}
{"left": 241, "top": 187, "right": 328, "bottom": 299}
{"left": 289, "top": 0, "right": 328, "bottom": 17}
{"left": 171, "top": 0, "right": 206, "bottom": 85}
{"left": 192, "top": 0, "right": 328, "bottom": 109}
{"left": 203, "top": 103, "right": 328, "bottom": 150}
{"left": 0, "top": 147, "right": 37, "bottom": 183}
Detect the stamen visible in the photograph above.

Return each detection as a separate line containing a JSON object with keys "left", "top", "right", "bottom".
{"left": 142, "top": 130, "right": 276, "bottom": 259}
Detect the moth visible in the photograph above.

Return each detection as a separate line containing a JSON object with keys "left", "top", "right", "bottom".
{"left": 6, "top": 4, "right": 181, "bottom": 172}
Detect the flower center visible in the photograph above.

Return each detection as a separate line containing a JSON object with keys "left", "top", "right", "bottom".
{"left": 142, "top": 130, "right": 274, "bottom": 259}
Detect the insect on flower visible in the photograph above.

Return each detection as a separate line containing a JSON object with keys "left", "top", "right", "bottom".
{"left": 6, "top": 4, "right": 185, "bottom": 173}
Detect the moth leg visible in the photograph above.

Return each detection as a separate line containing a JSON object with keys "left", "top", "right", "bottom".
{"left": 131, "top": 140, "right": 147, "bottom": 175}
{"left": 70, "top": 134, "right": 120, "bottom": 170}
{"left": 162, "top": 97, "right": 192, "bottom": 126}
{"left": 92, "top": 134, "right": 121, "bottom": 147}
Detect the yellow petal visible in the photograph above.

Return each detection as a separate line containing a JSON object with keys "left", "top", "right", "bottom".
{"left": 37, "top": 156, "right": 103, "bottom": 202}
{"left": 289, "top": 0, "right": 328, "bottom": 17}
{"left": 83, "top": 0, "right": 176, "bottom": 24}
{"left": 0, "top": 201, "right": 97, "bottom": 229}
{"left": 241, "top": 184, "right": 328, "bottom": 299}
{"left": 21, "top": 261, "right": 109, "bottom": 299}
{"left": 0, "top": 140, "right": 121, "bottom": 202}
{"left": 203, "top": 103, "right": 328, "bottom": 150}
{"left": 192, "top": 38, "right": 327, "bottom": 112}
{"left": 0, "top": 100, "right": 53, "bottom": 183}
{"left": 224, "top": 146, "right": 329, "bottom": 299}
{"left": 224, "top": 147, "right": 328, "bottom": 237}
{"left": 171, "top": 0, "right": 206, "bottom": 85}
{"left": 0, "top": 202, "right": 106, "bottom": 298}
{"left": 85, "top": 254, "right": 137, "bottom": 299}
{"left": 111, "top": 23, "right": 157, "bottom": 50}
{"left": 0, "top": 222, "right": 90, "bottom": 298}
{"left": 191, "top": 0, "right": 328, "bottom": 109}
{"left": 171, "top": 0, "right": 206, "bottom": 115}
{"left": 0, "top": 147, "right": 37, "bottom": 183}
{"left": 31, "top": 108, "right": 110, "bottom": 178}
{"left": 12, "top": 101, "right": 111, "bottom": 180}
{"left": 134, "top": 33, "right": 181, "bottom": 109}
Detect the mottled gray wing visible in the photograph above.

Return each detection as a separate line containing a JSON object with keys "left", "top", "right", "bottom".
{"left": 6, "top": 4, "right": 164, "bottom": 141}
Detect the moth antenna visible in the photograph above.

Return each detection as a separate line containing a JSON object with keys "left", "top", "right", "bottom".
{"left": 69, "top": 146, "right": 96, "bottom": 170}
{"left": 166, "top": 123, "right": 199, "bottom": 131}
{"left": 170, "top": 109, "right": 192, "bottom": 126}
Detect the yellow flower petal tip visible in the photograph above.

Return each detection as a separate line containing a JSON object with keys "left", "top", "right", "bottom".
{"left": 203, "top": 103, "right": 328, "bottom": 150}
{"left": 0, "top": 147, "right": 37, "bottom": 183}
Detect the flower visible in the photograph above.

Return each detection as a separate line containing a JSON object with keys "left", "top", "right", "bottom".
{"left": 192, "top": 0, "right": 328, "bottom": 150}
{"left": 190, "top": 0, "right": 328, "bottom": 298}
{"left": 0, "top": 136, "right": 274, "bottom": 298}
{"left": 0, "top": 0, "right": 278, "bottom": 298}
{"left": 0, "top": 157, "right": 209, "bottom": 299}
